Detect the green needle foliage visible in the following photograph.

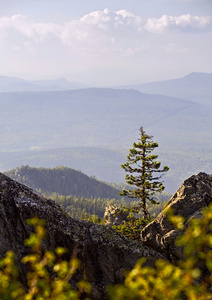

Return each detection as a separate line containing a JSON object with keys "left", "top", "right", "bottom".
{"left": 120, "top": 127, "right": 169, "bottom": 219}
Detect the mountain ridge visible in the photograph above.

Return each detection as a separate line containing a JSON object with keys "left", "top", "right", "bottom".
{"left": 5, "top": 165, "right": 121, "bottom": 200}
{"left": 117, "top": 72, "right": 212, "bottom": 107}
{"left": 1, "top": 72, "right": 211, "bottom": 103}
{"left": 0, "top": 86, "right": 211, "bottom": 193}
{"left": 0, "top": 75, "right": 87, "bottom": 92}
{"left": 0, "top": 87, "right": 210, "bottom": 150}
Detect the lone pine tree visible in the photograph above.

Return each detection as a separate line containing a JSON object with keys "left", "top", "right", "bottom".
{"left": 120, "top": 127, "right": 169, "bottom": 219}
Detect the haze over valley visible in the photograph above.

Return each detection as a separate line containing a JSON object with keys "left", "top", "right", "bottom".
{"left": 0, "top": 72, "right": 211, "bottom": 193}
{"left": 0, "top": 2, "right": 212, "bottom": 296}
{"left": 0, "top": 0, "right": 211, "bottom": 194}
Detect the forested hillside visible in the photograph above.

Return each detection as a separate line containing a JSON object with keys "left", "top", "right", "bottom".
{"left": 5, "top": 166, "right": 171, "bottom": 220}
{"left": 5, "top": 166, "right": 121, "bottom": 200}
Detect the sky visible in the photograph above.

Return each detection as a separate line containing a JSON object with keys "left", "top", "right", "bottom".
{"left": 0, "top": 0, "right": 212, "bottom": 85}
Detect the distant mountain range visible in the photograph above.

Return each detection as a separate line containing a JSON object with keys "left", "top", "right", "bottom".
{"left": 118, "top": 72, "right": 212, "bottom": 107}
{"left": 0, "top": 72, "right": 211, "bottom": 107}
{"left": 0, "top": 72, "right": 211, "bottom": 193}
{"left": 0, "top": 87, "right": 211, "bottom": 151}
{"left": 0, "top": 75, "right": 87, "bottom": 92}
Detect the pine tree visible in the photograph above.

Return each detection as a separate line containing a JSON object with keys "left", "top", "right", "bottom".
{"left": 120, "top": 127, "right": 169, "bottom": 219}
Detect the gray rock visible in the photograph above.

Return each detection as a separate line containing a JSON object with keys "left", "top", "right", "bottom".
{"left": 104, "top": 205, "right": 129, "bottom": 226}
{"left": 0, "top": 172, "right": 164, "bottom": 299}
{"left": 2, "top": 171, "right": 211, "bottom": 298}
{"left": 141, "top": 172, "right": 212, "bottom": 260}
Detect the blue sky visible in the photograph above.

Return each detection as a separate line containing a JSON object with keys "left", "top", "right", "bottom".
{"left": 0, "top": 0, "right": 211, "bottom": 85}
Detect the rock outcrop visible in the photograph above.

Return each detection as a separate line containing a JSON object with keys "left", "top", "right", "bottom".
{"left": 1, "top": 171, "right": 212, "bottom": 298}
{"left": 104, "top": 205, "right": 129, "bottom": 226}
{"left": 0, "top": 172, "right": 164, "bottom": 299}
{"left": 141, "top": 172, "right": 212, "bottom": 260}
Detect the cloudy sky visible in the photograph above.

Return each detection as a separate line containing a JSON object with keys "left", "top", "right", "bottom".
{"left": 0, "top": 0, "right": 211, "bottom": 85}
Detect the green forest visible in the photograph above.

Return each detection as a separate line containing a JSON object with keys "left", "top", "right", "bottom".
{"left": 5, "top": 166, "right": 122, "bottom": 199}
{"left": 5, "top": 165, "right": 171, "bottom": 222}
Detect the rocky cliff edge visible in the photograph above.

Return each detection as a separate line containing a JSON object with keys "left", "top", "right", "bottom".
{"left": 1, "top": 172, "right": 212, "bottom": 298}
{"left": 0, "top": 172, "right": 164, "bottom": 299}
{"left": 141, "top": 172, "right": 212, "bottom": 260}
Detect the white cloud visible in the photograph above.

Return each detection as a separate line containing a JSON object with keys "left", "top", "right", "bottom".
{"left": 79, "top": 8, "right": 111, "bottom": 30}
{"left": 145, "top": 14, "right": 211, "bottom": 33}
{"left": 161, "top": 43, "right": 195, "bottom": 54}
{"left": 0, "top": 10, "right": 143, "bottom": 49}
{"left": 0, "top": 9, "right": 145, "bottom": 58}
{"left": 60, "top": 9, "right": 143, "bottom": 47}
{"left": 0, "top": 9, "right": 211, "bottom": 84}
{"left": 0, "top": 11, "right": 210, "bottom": 48}
{"left": 115, "top": 10, "right": 143, "bottom": 29}
{"left": 0, "top": 15, "right": 54, "bottom": 37}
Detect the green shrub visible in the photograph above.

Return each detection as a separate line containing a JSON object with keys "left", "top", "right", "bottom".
{"left": 109, "top": 204, "right": 212, "bottom": 299}
{"left": 1, "top": 204, "right": 212, "bottom": 299}
{"left": 0, "top": 217, "right": 91, "bottom": 300}
{"left": 112, "top": 207, "right": 153, "bottom": 241}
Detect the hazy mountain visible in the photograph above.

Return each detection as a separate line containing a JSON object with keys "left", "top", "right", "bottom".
{"left": 0, "top": 147, "right": 125, "bottom": 183}
{"left": 0, "top": 87, "right": 211, "bottom": 193}
{"left": 0, "top": 88, "right": 211, "bottom": 152}
{"left": 5, "top": 165, "right": 121, "bottom": 199}
{"left": 1, "top": 72, "right": 211, "bottom": 106}
{"left": 0, "top": 75, "right": 27, "bottom": 86}
{"left": 0, "top": 147, "right": 212, "bottom": 193}
{"left": 33, "top": 78, "right": 87, "bottom": 89}
{"left": 0, "top": 75, "right": 87, "bottom": 92}
{"left": 118, "top": 72, "right": 212, "bottom": 107}
{"left": 1, "top": 147, "right": 211, "bottom": 194}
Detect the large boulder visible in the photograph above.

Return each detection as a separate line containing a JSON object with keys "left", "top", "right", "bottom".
{"left": 141, "top": 172, "right": 212, "bottom": 260}
{"left": 0, "top": 172, "right": 164, "bottom": 299}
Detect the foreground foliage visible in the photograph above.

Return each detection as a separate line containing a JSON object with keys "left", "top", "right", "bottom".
{"left": 0, "top": 217, "right": 90, "bottom": 300}
{"left": 1, "top": 205, "right": 212, "bottom": 299}
{"left": 109, "top": 204, "right": 212, "bottom": 299}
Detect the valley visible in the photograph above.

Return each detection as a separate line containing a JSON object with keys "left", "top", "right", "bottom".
{"left": 0, "top": 73, "right": 211, "bottom": 193}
